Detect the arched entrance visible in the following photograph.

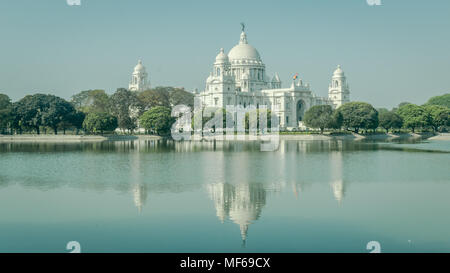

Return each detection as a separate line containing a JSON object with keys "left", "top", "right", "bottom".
{"left": 296, "top": 100, "right": 305, "bottom": 125}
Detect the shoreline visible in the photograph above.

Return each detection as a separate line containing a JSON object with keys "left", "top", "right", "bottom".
{"left": 0, "top": 132, "right": 448, "bottom": 142}
{"left": 0, "top": 135, "right": 162, "bottom": 142}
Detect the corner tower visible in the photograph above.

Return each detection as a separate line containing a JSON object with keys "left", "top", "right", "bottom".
{"left": 129, "top": 60, "right": 150, "bottom": 91}
{"left": 328, "top": 65, "right": 350, "bottom": 108}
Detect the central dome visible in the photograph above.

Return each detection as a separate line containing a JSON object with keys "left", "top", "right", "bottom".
{"left": 228, "top": 31, "right": 261, "bottom": 61}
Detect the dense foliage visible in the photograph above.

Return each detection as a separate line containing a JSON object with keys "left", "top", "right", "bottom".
{"left": 396, "top": 104, "right": 429, "bottom": 133}
{"left": 139, "top": 106, "right": 175, "bottom": 136}
{"left": 336, "top": 102, "right": 379, "bottom": 133}
{"left": 82, "top": 112, "right": 118, "bottom": 134}
{"left": 0, "top": 94, "right": 13, "bottom": 134}
{"left": 425, "top": 93, "right": 450, "bottom": 108}
{"left": 303, "top": 105, "right": 339, "bottom": 134}
{"left": 378, "top": 111, "right": 403, "bottom": 133}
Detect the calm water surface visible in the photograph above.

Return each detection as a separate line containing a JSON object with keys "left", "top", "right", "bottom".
{"left": 0, "top": 139, "right": 449, "bottom": 253}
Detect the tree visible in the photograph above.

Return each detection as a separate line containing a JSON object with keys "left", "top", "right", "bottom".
{"left": 336, "top": 102, "right": 378, "bottom": 133}
{"left": 303, "top": 105, "right": 335, "bottom": 134}
{"left": 71, "top": 89, "right": 109, "bottom": 113}
{"left": 13, "top": 94, "right": 74, "bottom": 134}
{"left": 82, "top": 112, "right": 117, "bottom": 134}
{"left": 0, "top": 94, "right": 13, "bottom": 134}
{"left": 63, "top": 111, "right": 85, "bottom": 135}
{"left": 426, "top": 93, "right": 450, "bottom": 108}
{"left": 41, "top": 96, "right": 76, "bottom": 134}
{"left": 139, "top": 106, "right": 175, "bottom": 136}
{"left": 137, "top": 88, "right": 170, "bottom": 111}
{"left": 396, "top": 104, "right": 429, "bottom": 133}
{"left": 392, "top": 102, "right": 412, "bottom": 113}
{"left": 379, "top": 111, "right": 403, "bottom": 133}
{"left": 424, "top": 105, "right": 450, "bottom": 132}
{"left": 168, "top": 88, "right": 194, "bottom": 108}
{"left": 328, "top": 111, "right": 343, "bottom": 130}
{"left": 109, "top": 88, "right": 139, "bottom": 133}
{"left": 377, "top": 108, "right": 389, "bottom": 115}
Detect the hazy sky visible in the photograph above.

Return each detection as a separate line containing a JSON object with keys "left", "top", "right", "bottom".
{"left": 0, "top": 0, "right": 449, "bottom": 108}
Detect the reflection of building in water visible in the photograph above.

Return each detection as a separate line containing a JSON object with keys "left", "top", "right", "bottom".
{"left": 207, "top": 183, "right": 266, "bottom": 244}
{"left": 133, "top": 183, "right": 148, "bottom": 213}
{"left": 130, "top": 140, "right": 148, "bottom": 213}
{"left": 330, "top": 151, "right": 345, "bottom": 204}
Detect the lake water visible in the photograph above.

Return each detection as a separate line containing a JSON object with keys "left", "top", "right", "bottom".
{"left": 0, "top": 138, "right": 449, "bottom": 253}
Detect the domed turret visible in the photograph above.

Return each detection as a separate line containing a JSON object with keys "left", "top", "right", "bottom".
{"left": 333, "top": 65, "right": 345, "bottom": 77}
{"left": 328, "top": 65, "right": 350, "bottom": 108}
{"left": 215, "top": 48, "right": 229, "bottom": 64}
{"left": 129, "top": 60, "right": 149, "bottom": 91}
{"left": 134, "top": 60, "right": 145, "bottom": 72}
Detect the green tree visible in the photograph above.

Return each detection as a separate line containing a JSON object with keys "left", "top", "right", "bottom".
{"left": 109, "top": 88, "right": 139, "bottom": 133}
{"left": 82, "top": 112, "right": 117, "bottom": 134}
{"left": 379, "top": 111, "right": 403, "bottom": 133}
{"left": 61, "top": 111, "right": 85, "bottom": 135}
{"left": 41, "top": 96, "right": 76, "bottom": 134}
{"left": 303, "top": 105, "right": 335, "bottom": 134}
{"left": 392, "top": 102, "right": 412, "bottom": 113}
{"left": 13, "top": 94, "right": 74, "bottom": 134}
{"left": 139, "top": 106, "right": 175, "bottom": 136}
{"left": 425, "top": 93, "right": 450, "bottom": 108}
{"left": 396, "top": 104, "right": 429, "bottom": 133}
{"left": 336, "top": 102, "right": 379, "bottom": 133}
{"left": 328, "top": 111, "right": 343, "bottom": 130}
{"left": 168, "top": 88, "right": 194, "bottom": 108}
{"left": 137, "top": 88, "right": 170, "bottom": 111}
{"left": 0, "top": 94, "right": 13, "bottom": 134}
{"left": 424, "top": 105, "right": 450, "bottom": 132}
{"left": 71, "top": 89, "right": 109, "bottom": 113}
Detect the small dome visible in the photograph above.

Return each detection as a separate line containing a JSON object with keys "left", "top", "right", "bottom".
{"left": 333, "top": 65, "right": 344, "bottom": 77}
{"left": 215, "top": 48, "right": 229, "bottom": 63}
{"left": 134, "top": 60, "right": 146, "bottom": 72}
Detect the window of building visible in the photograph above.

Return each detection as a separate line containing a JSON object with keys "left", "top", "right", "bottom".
{"left": 214, "top": 98, "right": 219, "bottom": 106}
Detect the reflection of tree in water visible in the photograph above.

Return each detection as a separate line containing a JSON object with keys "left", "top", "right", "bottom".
{"left": 207, "top": 182, "right": 266, "bottom": 245}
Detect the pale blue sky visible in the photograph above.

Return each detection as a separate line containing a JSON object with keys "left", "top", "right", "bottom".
{"left": 0, "top": 0, "right": 449, "bottom": 108}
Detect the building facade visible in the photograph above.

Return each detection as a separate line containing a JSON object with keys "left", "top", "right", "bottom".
{"left": 196, "top": 27, "right": 351, "bottom": 129}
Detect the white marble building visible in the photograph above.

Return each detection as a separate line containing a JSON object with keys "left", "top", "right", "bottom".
{"left": 129, "top": 60, "right": 150, "bottom": 91}
{"left": 196, "top": 26, "right": 351, "bottom": 129}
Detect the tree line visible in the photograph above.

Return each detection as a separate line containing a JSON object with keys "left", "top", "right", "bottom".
{"left": 0, "top": 87, "right": 194, "bottom": 135}
{"left": 303, "top": 93, "right": 450, "bottom": 134}
{"left": 0, "top": 89, "right": 448, "bottom": 136}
